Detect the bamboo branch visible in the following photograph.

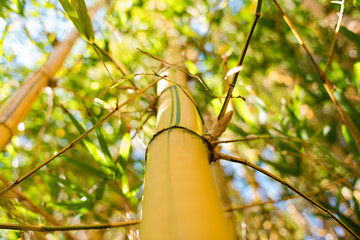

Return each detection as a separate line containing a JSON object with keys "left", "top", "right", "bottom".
{"left": 218, "top": 0, "right": 262, "bottom": 120}
{"left": 137, "top": 48, "right": 245, "bottom": 100}
{"left": 272, "top": 0, "right": 360, "bottom": 149}
{"left": 225, "top": 177, "right": 347, "bottom": 212}
{"left": 216, "top": 152, "right": 360, "bottom": 239}
{"left": 0, "top": 78, "right": 161, "bottom": 198}
{"left": 93, "top": 42, "right": 129, "bottom": 76}
{"left": 323, "top": 0, "right": 345, "bottom": 75}
{"left": 0, "top": 220, "right": 140, "bottom": 232}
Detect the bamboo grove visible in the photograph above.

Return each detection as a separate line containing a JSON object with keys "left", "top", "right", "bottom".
{"left": 1, "top": 0, "right": 360, "bottom": 239}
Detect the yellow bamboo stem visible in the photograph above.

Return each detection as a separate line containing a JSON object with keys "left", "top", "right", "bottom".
{"left": 210, "top": 161, "right": 236, "bottom": 236}
{"left": 140, "top": 44, "right": 235, "bottom": 240}
{"left": 0, "top": 29, "right": 79, "bottom": 152}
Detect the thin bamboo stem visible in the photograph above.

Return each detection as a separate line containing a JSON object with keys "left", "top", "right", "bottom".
{"left": 272, "top": 0, "right": 360, "bottom": 149}
{"left": 0, "top": 78, "right": 161, "bottom": 198}
{"left": 225, "top": 177, "right": 347, "bottom": 212}
{"left": 218, "top": 0, "right": 262, "bottom": 120}
{"left": 216, "top": 152, "right": 360, "bottom": 239}
{"left": 0, "top": 220, "right": 140, "bottom": 232}
{"left": 323, "top": 0, "right": 345, "bottom": 75}
{"left": 92, "top": 45, "right": 115, "bottom": 83}
{"left": 138, "top": 48, "right": 245, "bottom": 100}
{"left": 93, "top": 42, "right": 129, "bottom": 76}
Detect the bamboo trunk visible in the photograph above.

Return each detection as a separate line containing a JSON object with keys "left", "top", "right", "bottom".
{"left": 0, "top": 29, "right": 78, "bottom": 152}
{"left": 139, "top": 44, "right": 235, "bottom": 239}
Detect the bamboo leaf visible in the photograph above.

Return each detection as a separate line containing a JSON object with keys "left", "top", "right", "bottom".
{"left": 94, "top": 98, "right": 114, "bottom": 110}
{"left": 61, "top": 105, "right": 114, "bottom": 174}
{"left": 51, "top": 199, "right": 94, "bottom": 210}
{"left": 16, "top": 0, "right": 25, "bottom": 16}
{"left": 185, "top": 60, "right": 198, "bottom": 74}
{"left": 71, "top": 0, "right": 95, "bottom": 43}
{"left": 340, "top": 26, "right": 360, "bottom": 47}
{"left": 225, "top": 66, "right": 243, "bottom": 80}
{"left": 354, "top": 0, "right": 360, "bottom": 8}
{"left": 110, "top": 74, "right": 136, "bottom": 89}
{"left": 0, "top": 24, "right": 8, "bottom": 56}
{"left": 354, "top": 62, "right": 360, "bottom": 93}
{"left": 89, "top": 115, "right": 116, "bottom": 172}
{"left": 95, "top": 180, "right": 106, "bottom": 201}
{"left": 48, "top": 174, "right": 92, "bottom": 199}
{"left": 61, "top": 155, "right": 107, "bottom": 179}
{"left": 23, "top": 26, "right": 35, "bottom": 45}
{"left": 59, "top": 0, "right": 85, "bottom": 37}
{"left": 117, "top": 133, "right": 131, "bottom": 194}
{"left": 341, "top": 124, "right": 359, "bottom": 156}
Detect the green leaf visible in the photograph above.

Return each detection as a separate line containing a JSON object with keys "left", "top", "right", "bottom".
{"left": 95, "top": 180, "right": 106, "bottom": 201}
{"left": 51, "top": 199, "right": 93, "bottom": 210}
{"left": 340, "top": 26, "right": 360, "bottom": 47}
{"left": 59, "top": 0, "right": 85, "bottom": 37}
{"left": 71, "top": 0, "right": 95, "bottom": 43}
{"left": 354, "top": 62, "right": 360, "bottom": 92}
{"left": 62, "top": 155, "right": 107, "bottom": 179}
{"left": 110, "top": 74, "right": 136, "bottom": 89}
{"left": 16, "top": 0, "right": 25, "bottom": 16}
{"left": 48, "top": 174, "right": 91, "bottom": 199}
{"left": 354, "top": 0, "right": 360, "bottom": 8}
{"left": 62, "top": 106, "right": 114, "bottom": 175}
{"left": 94, "top": 98, "right": 114, "bottom": 110}
{"left": 89, "top": 116, "right": 116, "bottom": 172}
{"left": 59, "top": 0, "right": 94, "bottom": 43}
{"left": 116, "top": 133, "right": 131, "bottom": 194}
{"left": 185, "top": 60, "right": 198, "bottom": 74}
{"left": 119, "top": 133, "right": 131, "bottom": 160}
{"left": 341, "top": 124, "right": 359, "bottom": 156}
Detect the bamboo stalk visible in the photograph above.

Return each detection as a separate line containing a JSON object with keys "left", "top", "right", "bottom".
{"left": 0, "top": 78, "right": 161, "bottom": 198}
{"left": 272, "top": 0, "right": 360, "bottom": 149}
{"left": 216, "top": 152, "right": 360, "bottom": 239}
{"left": 0, "top": 28, "right": 79, "bottom": 152}
{"left": 0, "top": 220, "right": 140, "bottom": 232}
{"left": 140, "top": 43, "right": 235, "bottom": 240}
{"left": 210, "top": 161, "right": 236, "bottom": 236}
{"left": 218, "top": 0, "right": 262, "bottom": 120}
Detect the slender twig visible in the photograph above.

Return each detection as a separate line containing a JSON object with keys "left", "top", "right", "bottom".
{"left": 218, "top": 0, "right": 262, "bottom": 120}
{"left": 272, "top": 0, "right": 360, "bottom": 149}
{"left": 213, "top": 134, "right": 309, "bottom": 147}
{"left": 323, "top": 0, "right": 345, "bottom": 75}
{"left": 97, "top": 73, "right": 155, "bottom": 100}
{"left": 92, "top": 45, "right": 115, "bottom": 83}
{"left": 33, "top": 87, "right": 54, "bottom": 162}
{"left": 0, "top": 78, "right": 161, "bottom": 198}
{"left": 0, "top": 220, "right": 140, "bottom": 232}
{"left": 137, "top": 48, "right": 245, "bottom": 101}
{"left": 93, "top": 42, "right": 129, "bottom": 76}
{"left": 216, "top": 152, "right": 360, "bottom": 239}
{"left": 225, "top": 177, "right": 347, "bottom": 211}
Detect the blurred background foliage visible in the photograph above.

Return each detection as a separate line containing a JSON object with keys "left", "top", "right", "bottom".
{"left": 0, "top": 0, "right": 360, "bottom": 239}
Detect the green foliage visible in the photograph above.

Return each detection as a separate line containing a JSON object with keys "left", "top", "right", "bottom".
{"left": 59, "top": 0, "right": 94, "bottom": 43}
{"left": 0, "top": 0, "right": 360, "bottom": 239}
